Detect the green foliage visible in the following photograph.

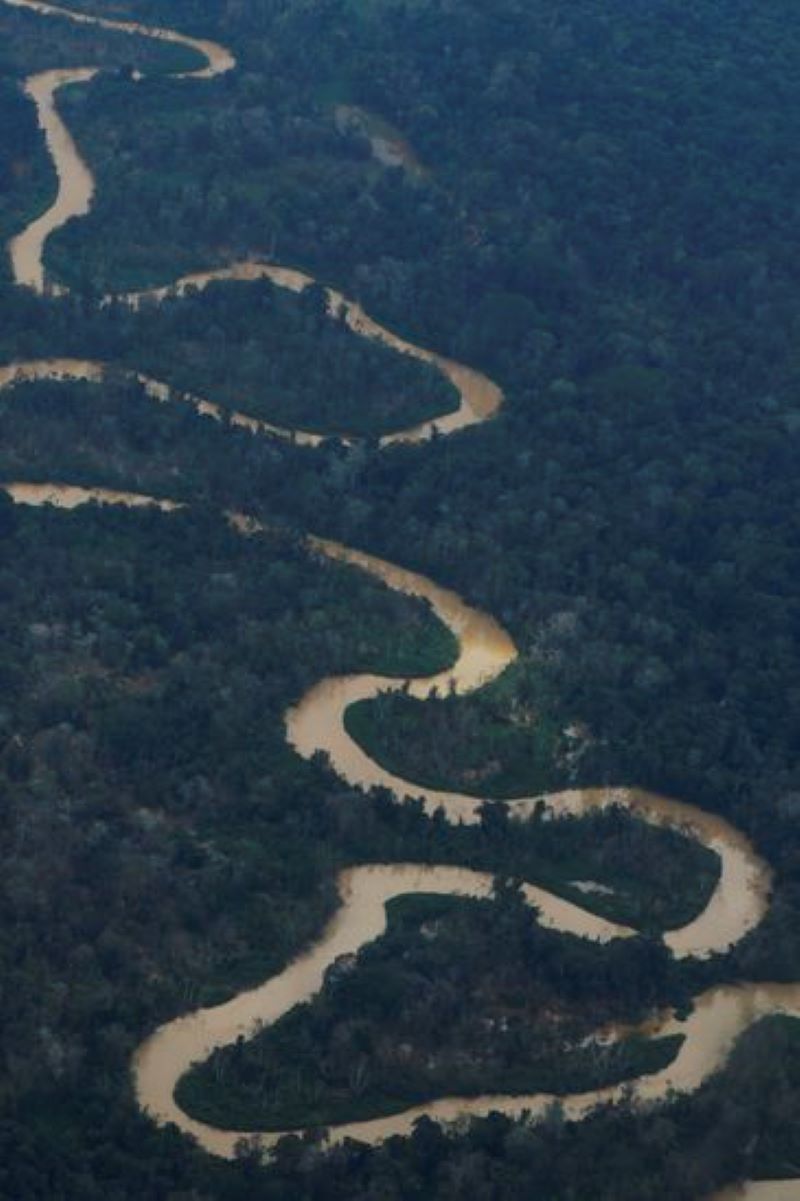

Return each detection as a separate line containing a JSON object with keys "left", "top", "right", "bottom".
{"left": 3, "top": 0, "right": 800, "bottom": 1197}
{"left": 123, "top": 277, "right": 458, "bottom": 437}
{"left": 177, "top": 890, "right": 684, "bottom": 1132}
{"left": 0, "top": 74, "right": 53, "bottom": 277}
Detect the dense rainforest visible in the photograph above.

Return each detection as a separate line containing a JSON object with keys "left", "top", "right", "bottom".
{"left": 3, "top": 0, "right": 800, "bottom": 1198}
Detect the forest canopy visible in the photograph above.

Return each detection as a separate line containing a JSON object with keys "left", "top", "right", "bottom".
{"left": 2, "top": 0, "right": 800, "bottom": 1197}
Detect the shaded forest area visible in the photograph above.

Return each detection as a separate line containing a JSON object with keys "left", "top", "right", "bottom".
{"left": 0, "top": 274, "right": 458, "bottom": 437}
{"left": 0, "top": 496, "right": 452, "bottom": 1081}
{"left": 2, "top": 0, "right": 800, "bottom": 1197}
{"left": 0, "top": 488, "right": 724, "bottom": 1200}
{"left": 106, "top": 277, "right": 458, "bottom": 437}
{"left": 0, "top": 73, "right": 49, "bottom": 264}
{"left": 178, "top": 888, "right": 682, "bottom": 1133}
{"left": 0, "top": 3, "right": 199, "bottom": 75}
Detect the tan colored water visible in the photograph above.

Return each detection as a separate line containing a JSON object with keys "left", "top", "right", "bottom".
{"left": 4, "top": 0, "right": 231, "bottom": 290}
{"left": 6, "top": 480, "right": 792, "bottom": 1200}
{"left": 4, "top": 480, "right": 181, "bottom": 511}
{"left": 2, "top": 2, "right": 797, "bottom": 1196}
{"left": 1, "top": 333, "right": 499, "bottom": 445}
{"left": 0, "top": 0, "right": 235, "bottom": 77}
{"left": 715, "top": 1185, "right": 800, "bottom": 1201}
{"left": 8, "top": 67, "right": 97, "bottom": 292}
{"left": 116, "top": 263, "right": 502, "bottom": 443}
{"left": 0, "top": 357, "right": 102, "bottom": 388}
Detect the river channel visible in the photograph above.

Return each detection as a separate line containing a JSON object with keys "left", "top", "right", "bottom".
{"left": 1, "top": 2, "right": 797, "bottom": 1196}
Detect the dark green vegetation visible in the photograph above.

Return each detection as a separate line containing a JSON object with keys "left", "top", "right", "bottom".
{"left": 343, "top": 667, "right": 564, "bottom": 799}
{"left": 0, "top": 495, "right": 453, "bottom": 1034}
{"left": 0, "top": 73, "right": 50, "bottom": 274}
{"left": 121, "top": 278, "right": 458, "bottom": 437}
{"left": 3, "top": 0, "right": 800, "bottom": 1197}
{"left": 0, "top": 3, "right": 201, "bottom": 75}
{"left": 0, "top": 481, "right": 719, "bottom": 1201}
{"left": 0, "top": 274, "right": 459, "bottom": 437}
{"left": 0, "top": 2, "right": 201, "bottom": 279}
{"left": 178, "top": 888, "right": 682, "bottom": 1132}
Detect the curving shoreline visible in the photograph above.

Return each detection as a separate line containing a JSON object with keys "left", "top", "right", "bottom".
{"left": 0, "top": 330, "right": 499, "bottom": 446}
{"left": 8, "top": 66, "right": 97, "bottom": 292}
{"left": 6, "top": 0, "right": 232, "bottom": 290}
{"left": 0, "top": 0, "right": 235, "bottom": 77}
{"left": 4, "top": 476, "right": 791, "bottom": 1187}
{"left": 1, "top": 0, "right": 799, "bottom": 1196}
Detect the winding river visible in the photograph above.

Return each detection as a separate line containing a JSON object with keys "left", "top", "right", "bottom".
{"left": 1, "top": 2, "right": 797, "bottom": 1196}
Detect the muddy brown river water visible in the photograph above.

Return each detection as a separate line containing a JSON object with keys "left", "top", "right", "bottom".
{"left": 2, "top": 2, "right": 797, "bottom": 1194}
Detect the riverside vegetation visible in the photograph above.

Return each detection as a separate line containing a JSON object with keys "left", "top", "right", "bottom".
{"left": 3, "top": 0, "right": 800, "bottom": 1199}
